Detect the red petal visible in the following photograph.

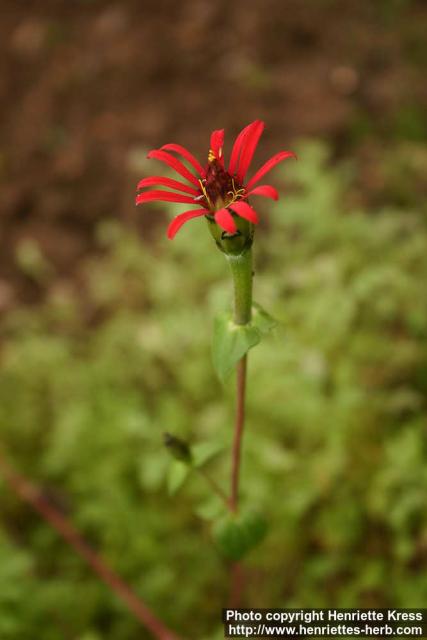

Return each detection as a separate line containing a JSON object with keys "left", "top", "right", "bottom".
{"left": 236, "top": 120, "right": 265, "bottom": 183}
{"left": 229, "top": 201, "right": 259, "bottom": 224}
{"left": 228, "top": 120, "right": 264, "bottom": 177}
{"left": 167, "top": 209, "right": 206, "bottom": 239}
{"left": 214, "top": 208, "right": 237, "bottom": 234}
{"left": 135, "top": 190, "right": 198, "bottom": 205}
{"left": 229, "top": 122, "right": 256, "bottom": 175}
{"left": 246, "top": 151, "right": 296, "bottom": 190}
{"left": 161, "top": 144, "right": 205, "bottom": 177}
{"left": 137, "top": 176, "right": 199, "bottom": 196}
{"left": 147, "top": 150, "right": 200, "bottom": 187}
{"left": 247, "top": 184, "right": 279, "bottom": 200}
{"left": 210, "top": 129, "right": 225, "bottom": 166}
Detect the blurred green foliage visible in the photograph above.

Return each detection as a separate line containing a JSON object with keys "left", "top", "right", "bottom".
{"left": 1, "top": 141, "right": 427, "bottom": 639}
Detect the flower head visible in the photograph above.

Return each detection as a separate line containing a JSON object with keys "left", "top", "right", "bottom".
{"left": 136, "top": 120, "right": 295, "bottom": 244}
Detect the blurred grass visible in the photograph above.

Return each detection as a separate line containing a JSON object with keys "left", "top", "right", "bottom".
{"left": 1, "top": 140, "right": 427, "bottom": 639}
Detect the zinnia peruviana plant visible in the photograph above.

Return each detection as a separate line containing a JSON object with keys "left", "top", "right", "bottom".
{"left": 136, "top": 120, "right": 295, "bottom": 603}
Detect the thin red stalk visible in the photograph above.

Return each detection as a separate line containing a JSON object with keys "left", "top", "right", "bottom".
{"left": 229, "top": 355, "right": 248, "bottom": 606}
{"left": 230, "top": 355, "right": 247, "bottom": 512}
{"left": 0, "top": 450, "right": 180, "bottom": 640}
{"left": 229, "top": 562, "right": 244, "bottom": 607}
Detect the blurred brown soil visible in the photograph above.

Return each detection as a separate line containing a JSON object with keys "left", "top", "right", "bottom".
{"left": 0, "top": 0, "right": 426, "bottom": 308}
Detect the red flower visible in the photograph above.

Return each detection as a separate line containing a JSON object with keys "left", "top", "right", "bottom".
{"left": 136, "top": 120, "right": 295, "bottom": 239}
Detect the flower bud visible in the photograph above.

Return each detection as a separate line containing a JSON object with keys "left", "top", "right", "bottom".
{"left": 163, "top": 432, "right": 192, "bottom": 464}
{"left": 206, "top": 214, "right": 254, "bottom": 256}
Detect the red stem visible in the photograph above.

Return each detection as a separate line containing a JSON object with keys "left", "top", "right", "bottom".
{"left": 0, "top": 450, "right": 180, "bottom": 640}
{"left": 229, "top": 561, "right": 244, "bottom": 607}
{"left": 228, "top": 355, "right": 248, "bottom": 607}
{"left": 230, "top": 355, "right": 247, "bottom": 513}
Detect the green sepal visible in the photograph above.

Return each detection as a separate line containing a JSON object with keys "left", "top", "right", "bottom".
{"left": 206, "top": 216, "right": 254, "bottom": 256}
{"left": 212, "top": 303, "right": 277, "bottom": 382}
{"left": 213, "top": 510, "right": 268, "bottom": 561}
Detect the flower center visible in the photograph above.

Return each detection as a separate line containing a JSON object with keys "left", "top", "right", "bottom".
{"left": 199, "top": 154, "right": 245, "bottom": 212}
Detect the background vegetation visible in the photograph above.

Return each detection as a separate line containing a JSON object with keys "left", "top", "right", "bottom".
{"left": 1, "top": 1, "right": 427, "bottom": 638}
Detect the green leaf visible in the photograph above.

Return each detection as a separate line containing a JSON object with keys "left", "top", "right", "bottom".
{"left": 252, "top": 302, "right": 278, "bottom": 335}
{"left": 212, "top": 304, "right": 277, "bottom": 382}
{"left": 212, "top": 312, "right": 261, "bottom": 382}
{"left": 195, "top": 495, "right": 226, "bottom": 521}
{"left": 243, "top": 511, "right": 268, "bottom": 547}
{"left": 213, "top": 510, "right": 268, "bottom": 561}
{"left": 167, "top": 461, "right": 190, "bottom": 495}
{"left": 192, "top": 442, "right": 224, "bottom": 468}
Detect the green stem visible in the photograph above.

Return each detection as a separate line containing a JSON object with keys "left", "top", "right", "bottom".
{"left": 226, "top": 249, "right": 253, "bottom": 326}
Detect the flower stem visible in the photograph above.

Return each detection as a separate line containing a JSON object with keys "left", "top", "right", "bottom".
{"left": 229, "top": 561, "right": 244, "bottom": 607}
{"left": 230, "top": 355, "right": 247, "bottom": 512}
{"left": 227, "top": 250, "right": 253, "bottom": 326}
{"left": 226, "top": 249, "right": 253, "bottom": 605}
{"left": 226, "top": 249, "right": 252, "bottom": 511}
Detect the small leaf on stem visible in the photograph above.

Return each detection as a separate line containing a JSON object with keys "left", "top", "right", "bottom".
{"left": 212, "top": 313, "right": 260, "bottom": 382}
{"left": 195, "top": 495, "right": 227, "bottom": 521}
{"left": 252, "top": 302, "right": 277, "bottom": 335}
{"left": 192, "top": 442, "right": 224, "bottom": 468}
{"left": 213, "top": 510, "right": 268, "bottom": 561}
{"left": 167, "top": 461, "right": 190, "bottom": 495}
{"left": 212, "top": 303, "right": 277, "bottom": 382}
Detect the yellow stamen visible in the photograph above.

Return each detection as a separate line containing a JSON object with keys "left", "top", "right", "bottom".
{"left": 226, "top": 178, "right": 246, "bottom": 207}
{"left": 198, "top": 179, "right": 213, "bottom": 209}
{"left": 208, "top": 149, "right": 215, "bottom": 163}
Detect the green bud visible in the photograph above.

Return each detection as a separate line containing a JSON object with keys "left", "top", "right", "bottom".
{"left": 163, "top": 432, "right": 192, "bottom": 464}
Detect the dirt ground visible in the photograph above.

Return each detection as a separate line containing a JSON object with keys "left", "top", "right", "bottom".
{"left": 1, "top": 0, "right": 426, "bottom": 307}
